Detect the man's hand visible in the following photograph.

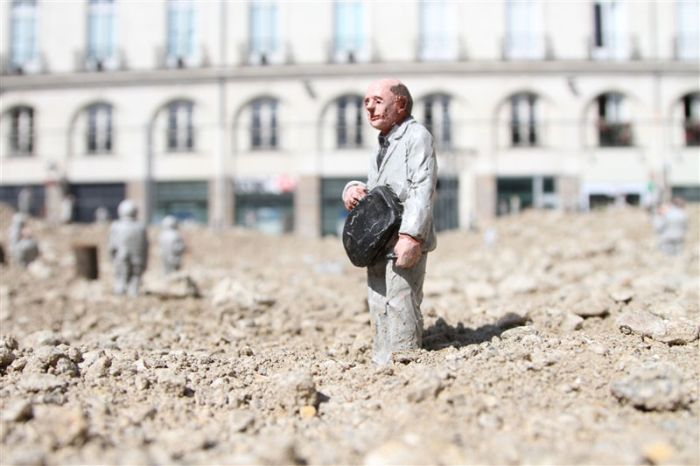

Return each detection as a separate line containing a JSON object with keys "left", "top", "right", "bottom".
{"left": 343, "top": 185, "right": 368, "bottom": 211}
{"left": 394, "top": 234, "right": 422, "bottom": 269}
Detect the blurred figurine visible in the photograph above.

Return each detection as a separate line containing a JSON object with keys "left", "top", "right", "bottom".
{"left": 483, "top": 227, "right": 498, "bottom": 248}
{"left": 653, "top": 197, "right": 688, "bottom": 256}
{"left": 159, "top": 215, "right": 185, "bottom": 274}
{"left": 60, "top": 194, "right": 75, "bottom": 224}
{"left": 109, "top": 200, "right": 148, "bottom": 296}
{"left": 94, "top": 206, "right": 110, "bottom": 223}
{"left": 8, "top": 213, "right": 39, "bottom": 267}
{"left": 17, "top": 187, "right": 32, "bottom": 215}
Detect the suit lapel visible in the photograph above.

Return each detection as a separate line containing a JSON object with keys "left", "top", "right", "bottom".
{"left": 376, "top": 118, "right": 413, "bottom": 179}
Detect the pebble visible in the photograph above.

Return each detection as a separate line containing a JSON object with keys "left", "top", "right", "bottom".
{"left": 19, "top": 374, "right": 68, "bottom": 392}
{"left": 1, "top": 400, "right": 33, "bottom": 422}
{"left": 617, "top": 310, "right": 699, "bottom": 345}
{"left": 611, "top": 362, "right": 687, "bottom": 411}
{"left": 299, "top": 405, "right": 317, "bottom": 418}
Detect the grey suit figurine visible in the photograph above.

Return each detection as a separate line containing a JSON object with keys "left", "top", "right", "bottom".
{"left": 342, "top": 79, "right": 438, "bottom": 365}
{"left": 109, "top": 200, "right": 149, "bottom": 296}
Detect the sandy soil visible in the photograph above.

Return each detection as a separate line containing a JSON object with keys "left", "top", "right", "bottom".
{"left": 0, "top": 205, "right": 698, "bottom": 465}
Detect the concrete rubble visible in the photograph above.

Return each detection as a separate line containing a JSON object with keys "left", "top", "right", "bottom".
{"left": 0, "top": 205, "right": 698, "bottom": 464}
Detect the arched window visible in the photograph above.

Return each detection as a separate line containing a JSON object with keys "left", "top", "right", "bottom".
{"left": 250, "top": 98, "right": 278, "bottom": 149}
{"left": 420, "top": 94, "right": 452, "bottom": 149}
{"left": 7, "top": 106, "right": 34, "bottom": 156}
{"left": 336, "top": 95, "right": 363, "bottom": 148}
{"left": 596, "top": 92, "right": 632, "bottom": 146}
{"left": 510, "top": 92, "right": 539, "bottom": 146}
{"left": 682, "top": 93, "right": 700, "bottom": 146}
{"left": 85, "top": 103, "right": 113, "bottom": 154}
{"left": 166, "top": 100, "right": 195, "bottom": 152}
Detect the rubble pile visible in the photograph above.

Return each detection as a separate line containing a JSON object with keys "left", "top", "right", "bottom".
{"left": 0, "top": 205, "right": 698, "bottom": 465}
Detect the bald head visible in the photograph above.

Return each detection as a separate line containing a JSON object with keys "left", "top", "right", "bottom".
{"left": 364, "top": 79, "right": 413, "bottom": 134}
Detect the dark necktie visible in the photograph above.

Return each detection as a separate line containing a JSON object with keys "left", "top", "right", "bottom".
{"left": 376, "top": 135, "right": 390, "bottom": 168}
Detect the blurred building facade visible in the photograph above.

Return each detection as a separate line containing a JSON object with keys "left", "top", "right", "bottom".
{"left": 0, "top": 0, "right": 698, "bottom": 235}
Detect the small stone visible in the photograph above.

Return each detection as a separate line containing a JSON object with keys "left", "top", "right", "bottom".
{"left": 609, "top": 288, "right": 634, "bottom": 303}
{"left": 278, "top": 370, "right": 318, "bottom": 413}
{"left": 19, "top": 374, "right": 68, "bottom": 392}
{"left": 299, "top": 405, "right": 317, "bottom": 418}
{"left": 25, "top": 330, "right": 65, "bottom": 347}
{"left": 496, "top": 312, "right": 529, "bottom": 329}
{"left": 2, "top": 400, "right": 33, "bottom": 422}
{"left": 155, "top": 369, "right": 188, "bottom": 396}
{"left": 500, "top": 326, "right": 539, "bottom": 341}
{"left": 611, "top": 362, "right": 687, "bottom": 411}
{"left": 617, "top": 310, "right": 699, "bottom": 345}
{"left": 571, "top": 295, "right": 610, "bottom": 318}
{"left": 642, "top": 441, "right": 674, "bottom": 465}
{"left": 229, "top": 410, "right": 255, "bottom": 432}
{"left": 0, "top": 347, "right": 16, "bottom": 370}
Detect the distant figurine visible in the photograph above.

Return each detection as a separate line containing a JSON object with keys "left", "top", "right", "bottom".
{"left": 60, "top": 194, "right": 75, "bottom": 224}
{"left": 8, "top": 213, "right": 39, "bottom": 267}
{"left": 653, "top": 197, "right": 688, "bottom": 256}
{"left": 17, "top": 188, "right": 32, "bottom": 215}
{"left": 159, "top": 215, "right": 185, "bottom": 274}
{"left": 109, "top": 200, "right": 148, "bottom": 296}
{"left": 94, "top": 206, "right": 110, "bottom": 223}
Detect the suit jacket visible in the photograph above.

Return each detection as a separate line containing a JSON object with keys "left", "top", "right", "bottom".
{"left": 344, "top": 116, "right": 438, "bottom": 252}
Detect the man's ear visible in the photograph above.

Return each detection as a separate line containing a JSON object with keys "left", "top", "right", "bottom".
{"left": 396, "top": 96, "right": 407, "bottom": 112}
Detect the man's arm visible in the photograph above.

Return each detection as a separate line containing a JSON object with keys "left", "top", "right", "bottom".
{"left": 399, "top": 128, "right": 437, "bottom": 243}
{"left": 394, "top": 128, "right": 437, "bottom": 268}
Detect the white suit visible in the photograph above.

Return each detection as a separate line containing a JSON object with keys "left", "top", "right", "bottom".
{"left": 343, "top": 116, "right": 438, "bottom": 363}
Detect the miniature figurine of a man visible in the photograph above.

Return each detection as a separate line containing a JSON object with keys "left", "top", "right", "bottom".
{"left": 342, "top": 78, "right": 438, "bottom": 365}
{"left": 159, "top": 215, "right": 185, "bottom": 274}
{"left": 653, "top": 197, "right": 688, "bottom": 256}
{"left": 109, "top": 200, "right": 149, "bottom": 296}
{"left": 8, "top": 213, "right": 39, "bottom": 267}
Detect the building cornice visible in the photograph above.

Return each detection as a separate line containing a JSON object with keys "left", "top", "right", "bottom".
{"left": 1, "top": 61, "right": 699, "bottom": 92}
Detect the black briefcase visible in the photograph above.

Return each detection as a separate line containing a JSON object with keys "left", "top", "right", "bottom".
{"left": 342, "top": 185, "right": 403, "bottom": 267}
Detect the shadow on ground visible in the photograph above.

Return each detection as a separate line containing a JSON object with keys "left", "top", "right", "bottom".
{"left": 422, "top": 313, "right": 529, "bottom": 351}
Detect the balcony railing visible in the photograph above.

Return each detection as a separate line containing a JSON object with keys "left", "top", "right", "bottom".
{"left": 501, "top": 34, "right": 548, "bottom": 61}
{"left": 328, "top": 37, "right": 374, "bottom": 64}
{"left": 598, "top": 121, "right": 633, "bottom": 147}
{"left": 156, "top": 46, "right": 210, "bottom": 69}
{"left": 74, "top": 49, "right": 126, "bottom": 72}
{"left": 0, "top": 53, "right": 47, "bottom": 75}
{"left": 240, "top": 40, "right": 292, "bottom": 66}
{"left": 588, "top": 34, "right": 640, "bottom": 61}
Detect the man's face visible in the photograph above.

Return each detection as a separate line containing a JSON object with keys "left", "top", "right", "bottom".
{"left": 364, "top": 81, "right": 405, "bottom": 134}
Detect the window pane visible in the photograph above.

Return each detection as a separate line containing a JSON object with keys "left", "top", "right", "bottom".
{"left": 10, "top": 1, "right": 37, "bottom": 66}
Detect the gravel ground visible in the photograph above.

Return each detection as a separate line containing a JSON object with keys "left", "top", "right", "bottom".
{"left": 0, "top": 205, "right": 698, "bottom": 465}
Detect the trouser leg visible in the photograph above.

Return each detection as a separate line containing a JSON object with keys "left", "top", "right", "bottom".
{"left": 367, "top": 254, "right": 427, "bottom": 363}
{"left": 128, "top": 263, "right": 143, "bottom": 297}
{"left": 114, "top": 260, "right": 130, "bottom": 295}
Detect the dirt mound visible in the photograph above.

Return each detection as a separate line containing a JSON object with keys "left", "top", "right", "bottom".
{"left": 0, "top": 206, "right": 698, "bottom": 465}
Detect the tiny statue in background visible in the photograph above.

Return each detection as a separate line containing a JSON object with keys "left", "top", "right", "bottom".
{"left": 109, "top": 200, "right": 149, "bottom": 296}
{"left": 159, "top": 215, "right": 186, "bottom": 274}
{"left": 653, "top": 197, "right": 688, "bottom": 256}
{"left": 8, "top": 212, "right": 39, "bottom": 267}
